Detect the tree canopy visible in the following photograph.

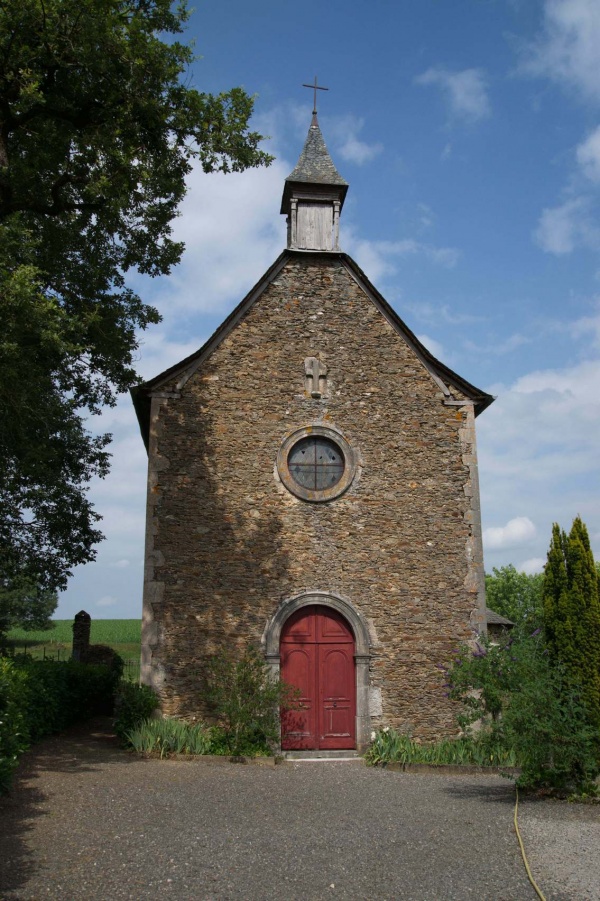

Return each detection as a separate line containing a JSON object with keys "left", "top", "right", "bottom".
{"left": 0, "top": 580, "right": 58, "bottom": 638}
{"left": 485, "top": 564, "right": 543, "bottom": 627}
{"left": 0, "top": 0, "right": 272, "bottom": 591}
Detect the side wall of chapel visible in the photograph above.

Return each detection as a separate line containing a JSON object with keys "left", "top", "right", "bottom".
{"left": 141, "top": 255, "right": 485, "bottom": 741}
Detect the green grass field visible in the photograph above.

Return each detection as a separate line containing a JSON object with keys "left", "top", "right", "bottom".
{"left": 7, "top": 619, "right": 141, "bottom": 660}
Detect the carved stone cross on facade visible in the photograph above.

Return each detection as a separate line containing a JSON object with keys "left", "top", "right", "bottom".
{"left": 302, "top": 76, "right": 329, "bottom": 114}
{"left": 304, "top": 357, "right": 328, "bottom": 398}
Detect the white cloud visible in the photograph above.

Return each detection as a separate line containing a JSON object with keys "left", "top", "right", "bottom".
{"left": 484, "top": 516, "right": 537, "bottom": 550}
{"left": 338, "top": 135, "right": 383, "bottom": 165}
{"left": 463, "top": 332, "right": 531, "bottom": 356}
{"left": 576, "top": 126, "right": 600, "bottom": 182}
{"left": 418, "top": 204, "right": 434, "bottom": 230}
{"left": 414, "top": 67, "right": 491, "bottom": 121}
{"left": 520, "top": 0, "right": 600, "bottom": 102}
{"left": 428, "top": 246, "right": 461, "bottom": 267}
{"left": 519, "top": 557, "right": 546, "bottom": 575}
{"left": 329, "top": 116, "right": 383, "bottom": 165}
{"left": 521, "top": 6, "right": 600, "bottom": 259}
{"left": 416, "top": 334, "right": 445, "bottom": 359}
{"left": 405, "top": 301, "right": 484, "bottom": 327}
{"left": 133, "top": 332, "right": 203, "bottom": 383}
{"left": 570, "top": 300, "right": 600, "bottom": 346}
{"left": 110, "top": 560, "right": 130, "bottom": 569}
{"left": 534, "top": 196, "right": 600, "bottom": 253}
{"left": 495, "top": 333, "right": 531, "bottom": 354}
{"left": 346, "top": 234, "right": 459, "bottom": 283}
{"left": 252, "top": 101, "right": 308, "bottom": 147}
{"left": 479, "top": 355, "right": 600, "bottom": 570}
{"left": 97, "top": 595, "right": 118, "bottom": 608}
{"left": 159, "top": 159, "right": 288, "bottom": 314}
{"left": 483, "top": 359, "right": 600, "bottom": 456}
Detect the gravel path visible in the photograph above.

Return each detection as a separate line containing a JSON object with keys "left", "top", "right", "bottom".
{"left": 0, "top": 719, "right": 595, "bottom": 900}
{"left": 517, "top": 798, "right": 600, "bottom": 901}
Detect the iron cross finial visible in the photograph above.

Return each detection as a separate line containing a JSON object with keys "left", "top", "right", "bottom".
{"left": 302, "top": 76, "right": 329, "bottom": 114}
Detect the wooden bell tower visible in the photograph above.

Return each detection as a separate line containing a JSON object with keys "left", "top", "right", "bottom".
{"left": 280, "top": 83, "right": 348, "bottom": 252}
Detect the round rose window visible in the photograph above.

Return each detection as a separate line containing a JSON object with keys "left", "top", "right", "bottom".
{"left": 277, "top": 426, "right": 356, "bottom": 502}
{"left": 288, "top": 436, "right": 345, "bottom": 491}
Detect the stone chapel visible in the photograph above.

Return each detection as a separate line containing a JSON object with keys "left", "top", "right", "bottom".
{"left": 132, "top": 110, "right": 494, "bottom": 752}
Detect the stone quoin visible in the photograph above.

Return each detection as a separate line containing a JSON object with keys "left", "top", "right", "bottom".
{"left": 132, "top": 109, "right": 494, "bottom": 752}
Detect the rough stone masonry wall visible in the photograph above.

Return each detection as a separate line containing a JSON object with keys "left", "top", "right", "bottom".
{"left": 141, "top": 255, "right": 485, "bottom": 741}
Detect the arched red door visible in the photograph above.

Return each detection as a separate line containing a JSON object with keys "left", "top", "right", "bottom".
{"left": 280, "top": 605, "right": 356, "bottom": 750}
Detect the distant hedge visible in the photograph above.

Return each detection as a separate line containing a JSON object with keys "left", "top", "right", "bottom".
{"left": 0, "top": 656, "right": 120, "bottom": 792}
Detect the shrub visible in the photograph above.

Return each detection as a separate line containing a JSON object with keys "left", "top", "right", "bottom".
{"left": 0, "top": 659, "right": 29, "bottom": 792}
{"left": 205, "top": 646, "right": 300, "bottom": 756}
{"left": 14, "top": 658, "right": 119, "bottom": 740}
{"left": 81, "top": 644, "right": 124, "bottom": 681}
{"left": 448, "top": 627, "right": 600, "bottom": 793}
{"left": 113, "top": 681, "right": 159, "bottom": 745}
{"left": 0, "top": 655, "right": 120, "bottom": 792}
{"left": 501, "top": 661, "right": 599, "bottom": 793}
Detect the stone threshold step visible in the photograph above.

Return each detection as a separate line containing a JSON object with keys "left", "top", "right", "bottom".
{"left": 287, "top": 757, "right": 364, "bottom": 764}
{"left": 283, "top": 750, "right": 362, "bottom": 761}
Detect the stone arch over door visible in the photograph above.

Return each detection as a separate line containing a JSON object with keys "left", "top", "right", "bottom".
{"left": 264, "top": 591, "right": 371, "bottom": 751}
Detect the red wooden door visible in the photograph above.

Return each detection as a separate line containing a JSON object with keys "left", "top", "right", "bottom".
{"left": 280, "top": 605, "right": 355, "bottom": 750}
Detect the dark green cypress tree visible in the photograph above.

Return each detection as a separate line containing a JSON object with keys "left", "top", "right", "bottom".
{"left": 543, "top": 523, "right": 570, "bottom": 656}
{"left": 568, "top": 517, "right": 600, "bottom": 724}
{"left": 543, "top": 518, "right": 600, "bottom": 726}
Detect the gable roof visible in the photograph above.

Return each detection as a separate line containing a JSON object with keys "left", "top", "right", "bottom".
{"left": 131, "top": 249, "right": 494, "bottom": 450}
{"left": 486, "top": 608, "right": 515, "bottom": 627}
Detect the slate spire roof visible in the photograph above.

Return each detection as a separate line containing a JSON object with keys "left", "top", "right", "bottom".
{"left": 280, "top": 114, "right": 348, "bottom": 215}
{"left": 286, "top": 114, "right": 348, "bottom": 187}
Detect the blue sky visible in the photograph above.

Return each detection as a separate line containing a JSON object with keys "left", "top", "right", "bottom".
{"left": 58, "top": 0, "right": 600, "bottom": 618}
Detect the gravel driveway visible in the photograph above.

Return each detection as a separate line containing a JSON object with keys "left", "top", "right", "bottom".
{"left": 0, "top": 719, "right": 598, "bottom": 900}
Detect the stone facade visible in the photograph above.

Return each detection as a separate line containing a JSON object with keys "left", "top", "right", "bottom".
{"left": 135, "top": 251, "right": 491, "bottom": 746}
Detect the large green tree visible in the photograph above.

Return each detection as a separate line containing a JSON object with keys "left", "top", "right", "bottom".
{"left": 485, "top": 564, "right": 543, "bottom": 627}
{"left": 0, "top": 0, "right": 271, "bottom": 591}
{"left": 0, "top": 581, "right": 57, "bottom": 639}
{"left": 543, "top": 517, "right": 600, "bottom": 726}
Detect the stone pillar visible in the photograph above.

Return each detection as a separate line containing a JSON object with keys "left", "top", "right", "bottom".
{"left": 459, "top": 403, "right": 487, "bottom": 635}
{"left": 72, "top": 610, "right": 91, "bottom": 661}
{"left": 354, "top": 654, "right": 371, "bottom": 753}
{"left": 140, "top": 393, "right": 169, "bottom": 693}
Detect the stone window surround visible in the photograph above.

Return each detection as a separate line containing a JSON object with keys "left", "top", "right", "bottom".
{"left": 277, "top": 423, "right": 356, "bottom": 503}
{"left": 263, "top": 590, "right": 371, "bottom": 752}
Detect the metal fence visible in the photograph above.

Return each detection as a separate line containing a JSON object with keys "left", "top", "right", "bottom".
{"left": 122, "top": 658, "right": 141, "bottom": 682}
{"left": 1, "top": 644, "right": 71, "bottom": 661}
{"left": 1, "top": 643, "right": 141, "bottom": 682}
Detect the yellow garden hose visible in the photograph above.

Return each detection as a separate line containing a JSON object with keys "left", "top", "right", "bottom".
{"left": 514, "top": 786, "right": 547, "bottom": 900}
